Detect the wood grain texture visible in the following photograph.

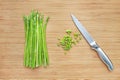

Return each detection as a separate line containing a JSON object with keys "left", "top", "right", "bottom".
{"left": 0, "top": 0, "right": 120, "bottom": 80}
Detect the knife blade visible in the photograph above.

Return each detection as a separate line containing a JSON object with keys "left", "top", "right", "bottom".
{"left": 71, "top": 14, "right": 113, "bottom": 71}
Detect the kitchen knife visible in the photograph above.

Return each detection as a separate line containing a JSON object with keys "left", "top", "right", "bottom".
{"left": 71, "top": 14, "right": 113, "bottom": 71}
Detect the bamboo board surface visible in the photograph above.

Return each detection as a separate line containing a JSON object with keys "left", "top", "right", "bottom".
{"left": 0, "top": 0, "right": 120, "bottom": 80}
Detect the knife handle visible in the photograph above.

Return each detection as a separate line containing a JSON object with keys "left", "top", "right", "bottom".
{"left": 91, "top": 42, "right": 114, "bottom": 71}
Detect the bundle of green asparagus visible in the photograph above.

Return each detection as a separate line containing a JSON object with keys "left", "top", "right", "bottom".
{"left": 23, "top": 11, "right": 49, "bottom": 69}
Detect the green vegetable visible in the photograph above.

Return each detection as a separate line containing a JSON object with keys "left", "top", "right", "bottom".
{"left": 57, "top": 29, "right": 82, "bottom": 54}
{"left": 66, "top": 30, "right": 72, "bottom": 35}
{"left": 23, "top": 10, "right": 49, "bottom": 69}
{"left": 74, "top": 33, "right": 81, "bottom": 43}
{"left": 60, "top": 35, "right": 73, "bottom": 50}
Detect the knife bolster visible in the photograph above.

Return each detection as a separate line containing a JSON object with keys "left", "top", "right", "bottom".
{"left": 90, "top": 41, "right": 99, "bottom": 50}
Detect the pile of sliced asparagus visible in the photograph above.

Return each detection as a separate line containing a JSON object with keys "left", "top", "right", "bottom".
{"left": 23, "top": 11, "right": 49, "bottom": 69}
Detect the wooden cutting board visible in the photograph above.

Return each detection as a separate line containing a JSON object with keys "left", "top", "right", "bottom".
{"left": 0, "top": 0, "right": 120, "bottom": 80}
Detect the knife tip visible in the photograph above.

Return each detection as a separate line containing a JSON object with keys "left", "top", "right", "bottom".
{"left": 70, "top": 13, "right": 74, "bottom": 17}
{"left": 71, "top": 14, "right": 75, "bottom": 20}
